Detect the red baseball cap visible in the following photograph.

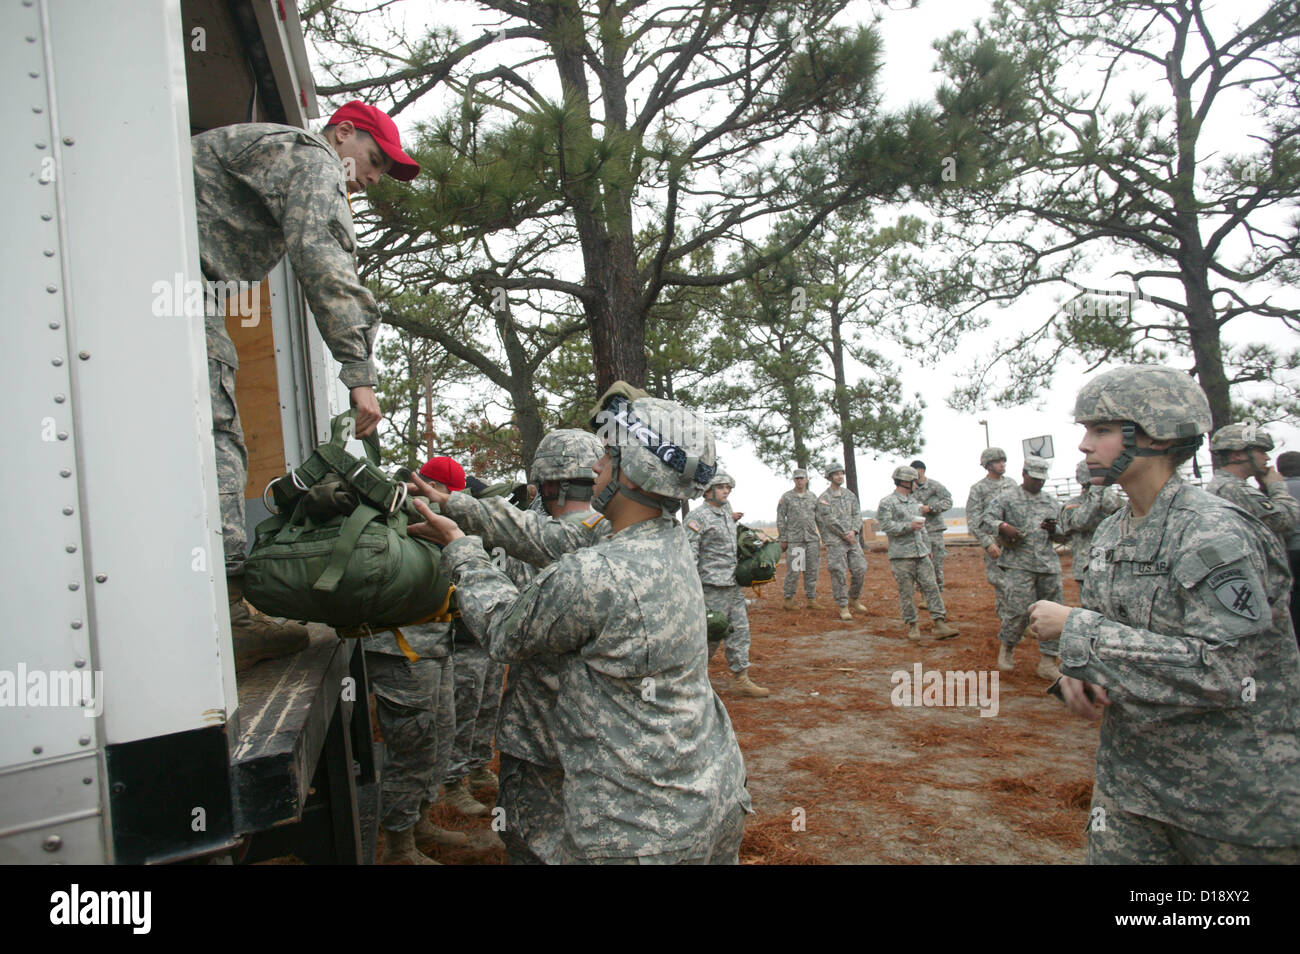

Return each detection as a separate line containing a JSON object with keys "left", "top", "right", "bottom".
{"left": 419, "top": 456, "right": 467, "bottom": 492}
{"left": 327, "top": 100, "right": 420, "bottom": 181}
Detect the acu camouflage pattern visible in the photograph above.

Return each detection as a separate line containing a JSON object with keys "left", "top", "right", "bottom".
{"left": 965, "top": 475, "right": 1012, "bottom": 550}
{"left": 877, "top": 490, "right": 945, "bottom": 622}
{"left": 688, "top": 501, "right": 751, "bottom": 671}
{"left": 817, "top": 485, "right": 866, "bottom": 605}
{"left": 914, "top": 476, "right": 953, "bottom": 588}
{"left": 778, "top": 487, "right": 821, "bottom": 598}
{"left": 444, "top": 518, "right": 750, "bottom": 860}
{"left": 702, "top": 584, "right": 752, "bottom": 673}
{"left": 1059, "top": 484, "right": 1123, "bottom": 582}
{"left": 981, "top": 484, "right": 1064, "bottom": 573}
{"left": 1205, "top": 471, "right": 1299, "bottom": 546}
{"left": 1072, "top": 365, "right": 1212, "bottom": 439}
{"left": 530, "top": 428, "right": 603, "bottom": 483}
{"left": 192, "top": 124, "right": 380, "bottom": 389}
{"left": 1062, "top": 477, "right": 1300, "bottom": 849}
{"left": 208, "top": 361, "right": 248, "bottom": 571}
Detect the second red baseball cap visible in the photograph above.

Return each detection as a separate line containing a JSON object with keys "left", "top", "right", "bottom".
{"left": 419, "top": 456, "right": 467, "bottom": 492}
{"left": 327, "top": 100, "right": 420, "bottom": 181}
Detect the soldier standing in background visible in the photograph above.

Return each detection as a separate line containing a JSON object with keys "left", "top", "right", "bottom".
{"left": 965, "top": 447, "right": 1012, "bottom": 623}
{"left": 981, "top": 456, "right": 1066, "bottom": 680}
{"left": 194, "top": 101, "right": 419, "bottom": 669}
{"left": 688, "top": 474, "right": 771, "bottom": 698}
{"left": 877, "top": 466, "right": 960, "bottom": 641}
{"left": 1206, "top": 423, "right": 1299, "bottom": 547}
{"left": 1058, "top": 459, "right": 1123, "bottom": 594}
{"left": 1279, "top": 451, "right": 1300, "bottom": 638}
{"left": 777, "top": 468, "right": 821, "bottom": 609}
{"left": 817, "top": 463, "right": 868, "bottom": 621}
{"left": 910, "top": 460, "right": 952, "bottom": 604}
{"left": 1030, "top": 365, "right": 1300, "bottom": 864}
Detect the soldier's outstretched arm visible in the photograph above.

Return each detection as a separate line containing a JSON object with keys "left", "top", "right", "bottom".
{"left": 442, "top": 492, "right": 605, "bottom": 567}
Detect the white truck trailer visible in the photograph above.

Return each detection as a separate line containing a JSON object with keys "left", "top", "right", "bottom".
{"left": 2, "top": 0, "right": 378, "bottom": 864}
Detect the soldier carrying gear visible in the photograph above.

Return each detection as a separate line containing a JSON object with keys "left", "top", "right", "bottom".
{"left": 1028, "top": 364, "right": 1300, "bottom": 864}
{"left": 531, "top": 429, "right": 603, "bottom": 506}
{"left": 1206, "top": 422, "right": 1298, "bottom": 546}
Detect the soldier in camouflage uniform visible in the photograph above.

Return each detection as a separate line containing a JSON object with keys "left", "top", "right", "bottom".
{"left": 877, "top": 467, "right": 960, "bottom": 641}
{"left": 817, "top": 463, "right": 868, "bottom": 621}
{"left": 1029, "top": 365, "right": 1300, "bottom": 864}
{"left": 1206, "top": 423, "right": 1299, "bottom": 547}
{"left": 981, "top": 456, "right": 1066, "bottom": 680}
{"left": 688, "top": 474, "right": 771, "bottom": 698}
{"left": 909, "top": 460, "right": 953, "bottom": 595}
{"left": 424, "top": 429, "right": 611, "bottom": 863}
{"left": 192, "top": 101, "right": 419, "bottom": 669}
{"left": 966, "top": 447, "right": 1012, "bottom": 622}
{"left": 1058, "top": 459, "right": 1122, "bottom": 590}
{"left": 413, "top": 386, "right": 751, "bottom": 863}
{"left": 777, "top": 468, "right": 821, "bottom": 609}
{"left": 367, "top": 459, "right": 465, "bottom": 865}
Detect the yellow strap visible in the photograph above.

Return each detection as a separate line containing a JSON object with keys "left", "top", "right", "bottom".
{"left": 392, "top": 627, "right": 420, "bottom": 663}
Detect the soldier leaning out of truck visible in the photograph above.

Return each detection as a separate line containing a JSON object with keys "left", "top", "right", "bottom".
{"left": 192, "top": 100, "right": 420, "bottom": 670}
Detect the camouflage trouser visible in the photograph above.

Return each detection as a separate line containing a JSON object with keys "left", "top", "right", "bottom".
{"left": 1086, "top": 786, "right": 1300, "bottom": 864}
{"left": 703, "top": 583, "right": 751, "bottom": 673}
{"left": 445, "top": 636, "right": 506, "bottom": 783}
{"left": 925, "top": 531, "right": 947, "bottom": 589}
{"left": 367, "top": 653, "right": 455, "bottom": 832}
{"left": 997, "top": 567, "right": 1064, "bottom": 656}
{"left": 890, "top": 556, "right": 946, "bottom": 623}
{"left": 825, "top": 538, "right": 867, "bottom": 606}
{"left": 983, "top": 551, "right": 1007, "bottom": 618}
{"left": 497, "top": 753, "right": 570, "bottom": 865}
{"left": 209, "top": 358, "right": 247, "bottom": 574}
{"left": 569, "top": 802, "right": 748, "bottom": 865}
{"left": 782, "top": 539, "right": 820, "bottom": 599}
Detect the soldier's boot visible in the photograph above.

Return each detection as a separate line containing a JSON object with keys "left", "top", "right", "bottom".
{"left": 730, "top": 669, "right": 771, "bottom": 698}
{"left": 381, "top": 826, "right": 441, "bottom": 865}
{"left": 906, "top": 622, "right": 922, "bottom": 641}
{"left": 470, "top": 828, "right": 505, "bottom": 851}
{"left": 228, "top": 578, "right": 309, "bottom": 672}
{"left": 782, "top": 597, "right": 796, "bottom": 611}
{"left": 997, "top": 643, "right": 1015, "bottom": 672}
{"left": 414, "top": 801, "right": 470, "bottom": 848}
{"left": 442, "top": 779, "right": 489, "bottom": 817}
{"left": 467, "top": 765, "right": 498, "bottom": 790}
{"left": 932, "top": 619, "right": 960, "bottom": 639}
{"left": 851, "top": 600, "right": 868, "bottom": 614}
{"left": 1037, "top": 654, "right": 1062, "bottom": 681}
{"left": 916, "top": 591, "right": 928, "bottom": 611}
{"left": 805, "top": 597, "right": 817, "bottom": 610}
{"left": 838, "top": 605, "right": 853, "bottom": 621}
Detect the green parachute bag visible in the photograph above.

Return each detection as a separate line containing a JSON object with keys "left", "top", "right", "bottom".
{"left": 706, "top": 610, "right": 733, "bottom": 641}
{"left": 735, "top": 524, "right": 782, "bottom": 587}
{"left": 243, "top": 410, "right": 453, "bottom": 630}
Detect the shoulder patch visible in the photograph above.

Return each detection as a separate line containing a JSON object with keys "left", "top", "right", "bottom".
{"left": 581, "top": 513, "right": 605, "bottom": 529}
{"left": 687, "top": 520, "right": 701, "bottom": 533}
{"left": 1207, "top": 566, "right": 1263, "bottom": 621}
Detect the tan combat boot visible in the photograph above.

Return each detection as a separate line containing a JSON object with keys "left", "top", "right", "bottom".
{"left": 932, "top": 619, "right": 959, "bottom": 639}
{"left": 228, "top": 578, "right": 309, "bottom": 672}
{"left": 415, "top": 801, "right": 470, "bottom": 848}
{"left": 838, "top": 605, "right": 853, "bottom": 621}
{"left": 782, "top": 597, "right": 796, "bottom": 611}
{"left": 1037, "top": 654, "right": 1062, "bottom": 681}
{"left": 906, "top": 622, "right": 922, "bottom": 641}
{"left": 442, "top": 779, "right": 489, "bottom": 817}
{"left": 467, "top": 765, "right": 498, "bottom": 790}
{"left": 851, "top": 600, "right": 868, "bottom": 614}
{"left": 997, "top": 643, "right": 1015, "bottom": 672}
{"left": 382, "top": 826, "right": 441, "bottom": 865}
{"left": 731, "top": 669, "right": 771, "bottom": 698}
{"left": 806, "top": 597, "right": 817, "bottom": 610}
{"left": 916, "top": 592, "right": 929, "bottom": 611}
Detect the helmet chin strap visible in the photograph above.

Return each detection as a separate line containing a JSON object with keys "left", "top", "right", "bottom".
{"left": 1092, "top": 422, "right": 1194, "bottom": 485}
{"left": 591, "top": 448, "right": 678, "bottom": 516}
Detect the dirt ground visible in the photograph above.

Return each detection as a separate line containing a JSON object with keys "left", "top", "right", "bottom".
{"left": 419, "top": 540, "right": 1098, "bottom": 865}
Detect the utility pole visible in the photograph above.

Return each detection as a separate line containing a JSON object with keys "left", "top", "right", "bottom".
{"left": 979, "top": 419, "right": 990, "bottom": 448}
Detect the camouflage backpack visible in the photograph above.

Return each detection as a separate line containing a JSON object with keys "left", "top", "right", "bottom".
{"left": 735, "top": 524, "right": 781, "bottom": 587}
{"left": 243, "top": 410, "right": 452, "bottom": 630}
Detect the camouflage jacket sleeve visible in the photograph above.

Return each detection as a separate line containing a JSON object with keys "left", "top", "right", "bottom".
{"left": 272, "top": 149, "right": 380, "bottom": 388}
{"left": 442, "top": 492, "right": 607, "bottom": 567}
{"left": 1059, "top": 529, "right": 1272, "bottom": 709}
{"left": 978, "top": 487, "right": 1010, "bottom": 541}
{"left": 1059, "top": 487, "right": 1122, "bottom": 536}
{"left": 924, "top": 480, "right": 953, "bottom": 517}
{"left": 776, "top": 493, "right": 790, "bottom": 539}
{"left": 965, "top": 483, "right": 994, "bottom": 549}
{"left": 819, "top": 491, "right": 852, "bottom": 538}
{"left": 1241, "top": 481, "right": 1300, "bottom": 539}
{"left": 876, "top": 494, "right": 913, "bottom": 538}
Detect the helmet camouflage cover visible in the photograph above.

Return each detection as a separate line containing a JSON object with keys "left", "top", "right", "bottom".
{"left": 708, "top": 472, "right": 735, "bottom": 490}
{"left": 980, "top": 446, "right": 1007, "bottom": 467}
{"left": 590, "top": 382, "right": 717, "bottom": 503}
{"left": 530, "top": 428, "right": 604, "bottom": 483}
{"left": 1073, "top": 366, "right": 1211, "bottom": 439}
{"left": 825, "top": 462, "right": 846, "bottom": 478}
{"left": 1209, "top": 422, "right": 1275, "bottom": 453}
{"left": 892, "top": 465, "right": 918, "bottom": 484}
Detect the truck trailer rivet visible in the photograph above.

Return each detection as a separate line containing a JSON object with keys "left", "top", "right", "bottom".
{"left": 55, "top": 394, "right": 66, "bottom": 403}
{"left": 32, "top": 105, "right": 43, "bottom": 113}
{"left": 78, "top": 351, "right": 90, "bottom": 360}
{"left": 26, "top": 36, "right": 37, "bottom": 43}
{"left": 46, "top": 284, "right": 57, "bottom": 292}
{"left": 29, "top": 71, "right": 39, "bottom": 78}
{"left": 49, "top": 321, "right": 60, "bottom": 329}
{"left": 44, "top": 249, "right": 55, "bottom": 257}
{"left": 41, "top": 213, "right": 52, "bottom": 221}
{"left": 57, "top": 432, "right": 68, "bottom": 440}
{"left": 65, "top": 543, "right": 76, "bottom": 552}
{"left": 112, "top": 783, "right": 125, "bottom": 795}
{"left": 63, "top": 507, "right": 74, "bottom": 515}
{"left": 43, "top": 836, "right": 62, "bottom": 852}
{"left": 83, "top": 777, "right": 93, "bottom": 785}
{"left": 75, "top": 659, "right": 86, "bottom": 668}
{"left": 51, "top": 357, "right": 62, "bottom": 366}
{"left": 36, "top": 141, "right": 46, "bottom": 149}
{"left": 95, "top": 574, "right": 107, "bottom": 583}
{"left": 59, "top": 469, "right": 71, "bottom": 477}
{"left": 63, "top": 137, "right": 75, "bottom": 146}
{"left": 79, "top": 736, "right": 90, "bottom": 746}
{"left": 70, "top": 621, "right": 82, "bottom": 629}
{"left": 68, "top": 582, "right": 79, "bottom": 591}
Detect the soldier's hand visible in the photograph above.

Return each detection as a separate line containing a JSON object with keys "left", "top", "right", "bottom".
{"left": 1040, "top": 517, "right": 1058, "bottom": 533}
{"left": 1000, "top": 522, "right": 1023, "bottom": 544}
{"left": 408, "top": 470, "right": 451, "bottom": 506}
{"left": 780, "top": 541, "right": 788, "bottom": 551}
{"left": 843, "top": 532, "right": 856, "bottom": 543}
{"left": 1059, "top": 676, "right": 1110, "bottom": 721}
{"left": 910, "top": 519, "right": 925, "bottom": 530}
{"left": 919, "top": 505, "right": 932, "bottom": 515}
{"left": 986, "top": 543, "right": 1002, "bottom": 559}
{"left": 1258, "top": 467, "right": 1283, "bottom": 487}
{"left": 408, "top": 499, "right": 464, "bottom": 546}
{"left": 732, "top": 511, "right": 744, "bottom": 521}
{"left": 1028, "top": 600, "right": 1070, "bottom": 641}
{"left": 349, "top": 386, "right": 382, "bottom": 437}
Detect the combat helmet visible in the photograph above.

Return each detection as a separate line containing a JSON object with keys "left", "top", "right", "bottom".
{"left": 589, "top": 381, "right": 717, "bottom": 514}
{"left": 708, "top": 472, "right": 735, "bottom": 491}
{"left": 892, "top": 465, "right": 918, "bottom": 486}
{"left": 1209, "top": 422, "right": 1274, "bottom": 453}
{"left": 979, "top": 446, "right": 1007, "bottom": 467}
{"left": 825, "top": 462, "right": 846, "bottom": 479}
{"left": 530, "top": 428, "right": 603, "bottom": 505}
{"left": 1073, "top": 365, "right": 1211, "bottom": 483}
